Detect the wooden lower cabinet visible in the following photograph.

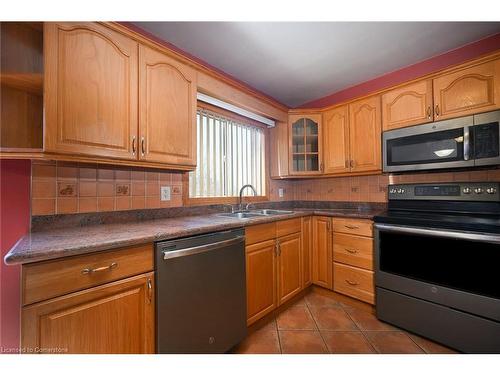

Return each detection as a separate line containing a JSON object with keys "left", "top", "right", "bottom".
{"left": 246, "top": 239, "right": 277, "bottom": 325}
{"left": 277, "top": 232, "right": 302, "bottom": 305}
{"left": 333, "top": 263, "right": 374, "bottom": 304}
{"left": 302, "top": 216, "right": 313, "bottom": 287}
{"left": 21, "top": 272, "right": 155, "bottom": 354}
{"left": 312, "top": 216, "right": 333, "bottom": 289}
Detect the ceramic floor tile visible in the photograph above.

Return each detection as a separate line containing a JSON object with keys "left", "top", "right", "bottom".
{"left": 304, "top": 292, "right": 341, "bottom": 307}
{"left": 276, "top": 305, "right": 317, "bottom": 330}
{"left": 279, "top": 330, "right": 328, "bottom": 354}
{"left": 321, "top": 331, "right": 376, "bottom": 354}
{"left": 346, "top": 307, "right": 399, "bottom": 331}
{"left": 408, "top": 333, "right": 458, "bottom": 354}
{"left": 309, "top": 305, "right": 359, "bottom": 331}
{"left": 365, "top": 331, "right": 424, "bottom": 354}
{"left": 232, "top": 327, "right": 281, "bottom": 354}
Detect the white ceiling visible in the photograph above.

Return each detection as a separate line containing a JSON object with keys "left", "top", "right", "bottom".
{"left": 133, "top": 22, "right": 500, "bottom": 107}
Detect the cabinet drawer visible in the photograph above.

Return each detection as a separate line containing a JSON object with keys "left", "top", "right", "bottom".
{"left": 333, "top": 262, "right": 374, "bottom": 304}
{"left": 276, "top": 218, "right": 301, "bottom": 237}
{"left": 333, "top": 233, "right": 373, "bottom": 270}
{"left": 333, "top": 218, "right": 373, "bottom": 237}
{"left": 22, "top": 244, "right": 154, "bottom": 306}
{"left": 245, "top": 222, "right": 276, "bottom": 245}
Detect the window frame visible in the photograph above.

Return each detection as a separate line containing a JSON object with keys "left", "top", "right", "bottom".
{"left": 183, "top": 102, "right": 271, "bottom": 206}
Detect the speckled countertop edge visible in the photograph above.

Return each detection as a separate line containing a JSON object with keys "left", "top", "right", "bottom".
{"left": 4, "top": 208, "right": 383, "bottom": 266}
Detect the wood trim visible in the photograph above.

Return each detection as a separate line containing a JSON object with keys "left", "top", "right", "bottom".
{"left": 197, "top": 102, "right": 271, "bottom": 129}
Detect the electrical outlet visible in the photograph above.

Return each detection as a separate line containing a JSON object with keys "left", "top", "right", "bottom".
{"left": 161, "top": 186, "right": 171, "bottom": 201}
{"left": 278, "top": 188, "right": 284, "bottom": 198}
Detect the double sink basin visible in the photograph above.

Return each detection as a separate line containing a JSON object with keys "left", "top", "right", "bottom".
{"left": 218, "top": 209, "right": 294, "bottom": 219}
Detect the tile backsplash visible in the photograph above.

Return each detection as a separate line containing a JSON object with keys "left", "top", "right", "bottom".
{"left": 31, "top": 160, "right": 184, "bottom": 216}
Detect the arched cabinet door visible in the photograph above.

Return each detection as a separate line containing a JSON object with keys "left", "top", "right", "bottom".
{"left": 323, "top": 105, "right": 350, "bottom": 174}
{"left": 138, "top": 45, "right": 197, "bottom": 167}
{"left": 44, "top": 22, "right": 138, "bottom": 160}
{"left": 432, "top": 59, "right": 500, "bottom": 121}
{"left": 288, "top": 113, "right": 322, "bottom": 175}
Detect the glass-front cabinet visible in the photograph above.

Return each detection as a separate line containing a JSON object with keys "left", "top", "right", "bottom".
{"left": 288, "top": 113, "right": 323, "bottom": 175}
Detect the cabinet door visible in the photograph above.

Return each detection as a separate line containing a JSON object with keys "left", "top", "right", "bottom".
{"left": 269, "top": 121, "right": 289, "bottom": 178}
{"left": 382, "top": 79, "right": 433, "bottom": 130}
{"left": 301, "top": 217, "right": 313, "bottom": 288}
{"left": 246, "top": 239, "right": 277, "bottom": 325}
{"left": 21, "top": 273, "right": 155, "bottom": 354}
{"left": 323, "top": 105, "right": 350, "bottom": 174}
{"left": 289, "top": 113, "right": 322, "bottom": 175}
{"left": 44, "top": 22, "right": 138, "bottom": 160}
{"left": 139, "top": 45, "right": 197, "bottom": 166}
{"left": 312, "top": 216, "right": 332, "bottom": 289}
{"left": 277, "top": 232, "right": 302, "bottom": 305}
{"left": 348, "top": 96, "right": 382, "bottom": 173}
{"left": 433, "top": 59, "right": 500, "bottom": 120}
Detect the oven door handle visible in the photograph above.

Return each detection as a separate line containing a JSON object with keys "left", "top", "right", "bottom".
{"left": 463, "top": 126, "right": 470, "bottom": 161}
{"left": 374, "top": 224, "right": 500, "bottom": 244}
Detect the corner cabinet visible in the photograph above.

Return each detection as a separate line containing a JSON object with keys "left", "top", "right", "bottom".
{"left": 139, "top": 45, "right": 196, "bottom": 166}
{"left": 312, "top": 216, "right": 333, "bottom": 289}
{"left": 288, "top": 113, "right": 323, "bottom": 175}
{"left": 44, "top": 22, "right": 139, "bottom": 160}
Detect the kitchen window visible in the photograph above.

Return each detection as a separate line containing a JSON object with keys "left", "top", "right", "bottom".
{"left": 189, "top": 107, "right": 266, "bottom": 199}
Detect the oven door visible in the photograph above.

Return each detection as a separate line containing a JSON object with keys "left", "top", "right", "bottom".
{"left": 374, "top": 223, "right": 500, "bottom": 322}
{"left": 383, "top": 116, "right": 474, "bottom": 172}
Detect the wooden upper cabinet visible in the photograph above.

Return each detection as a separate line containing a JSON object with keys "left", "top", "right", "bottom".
{"left": 312, "top": 216, "right": 332, "bottom": 290}
{"left": 22, "top": 273, "right": 155, "bottom": 354}
{"left": 322, "top": 105, "right": 350, "bottom": 174}
{"left": 44, "top": 22, "right": 138, "bottom": 160}
{"left": 348, "top": 95, "right": 382, "bottom": 173}
{"left": 277, "top": 232, "right": 302, "bottom": 305}
{"left": 269, "top": 121, "right": 289, "bottom": 178}
{"left": 289, "top": 113, "right": 322, "bottom": 175}
{"left": 433, "top": 59, "right": 500, "bottom": 120}
{"left": 139, "top": 45, "right": 197, "bottom": 166}
{"left": 382, "top": 79, "right": 433, "bottom": 130}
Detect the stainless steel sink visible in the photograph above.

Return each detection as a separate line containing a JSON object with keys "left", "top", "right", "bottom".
{"left": 250, "top": 209, "right": 294, "bottom": 215}
{"left": 218, "top": 212, "right": 266, "bottom": 219}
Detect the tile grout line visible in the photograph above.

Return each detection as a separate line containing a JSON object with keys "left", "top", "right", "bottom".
{"left": 304, "top": 296, "right": 333, "bottom": 353}
{"left": 405, "top": 333, "right": 429, "bottom": 354}
{"left": 338, "top": 302, "right": 380, "bottom": 354}
{"left": 273, "top": 317, "right": 283, "bottom": 354}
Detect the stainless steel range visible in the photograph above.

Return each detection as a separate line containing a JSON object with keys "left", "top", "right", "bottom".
{"left": 374, "top": 181, "right": 500, "bottom": 353}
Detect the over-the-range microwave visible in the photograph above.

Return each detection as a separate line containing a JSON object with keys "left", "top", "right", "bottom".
{"left": 383, "top": 110, "right": 500, "bottom": 172}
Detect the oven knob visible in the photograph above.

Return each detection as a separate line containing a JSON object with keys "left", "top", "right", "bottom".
{"left": 397, "top": 188, "right": 403, "bottom": 194}
{"left": 462, "top": 187, "right": 471, "bottom": 194}
{"left": 486, "top": 187, "right": 497, "bottom": 194}
{"left": 474, "top": 187, "right": 483, "bottom": 194}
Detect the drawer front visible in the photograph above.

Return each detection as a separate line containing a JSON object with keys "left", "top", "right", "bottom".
{"left": 245, "top": 222, "right": 276, "bottom": 245}
{"left": 23, "top": 244, "right": 154, "bottom": 306}
{"left": 276, "top": 218, "right": 302, "bottom": 237}
{"left": 333, "top": 262, "right": 374, "bottom": 304}
{"left": 333, "top": 233, "right": 373, "bottom": 270}
{"left": 333, "top": 218, "right": 373, "bottom": 237}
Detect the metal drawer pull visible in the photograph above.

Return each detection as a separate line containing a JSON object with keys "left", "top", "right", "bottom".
{"left": 147, "top": 278, "right": 152, "bottom": 304}
{"left": 344, "top": 225, "right": 360, "bottom": 229}
{"left": 345, "top": 248, "right": 358, "bottom": 254}
{"left": 346, "top": 279, "right": 359, "bottom": 286}
{"left": 81, "top": 262, "right": 117, "bottom": 275}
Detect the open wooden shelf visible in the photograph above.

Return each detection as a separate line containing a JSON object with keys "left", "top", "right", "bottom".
{"left": 1, "top": 73, "right": 43, "bottom": 94}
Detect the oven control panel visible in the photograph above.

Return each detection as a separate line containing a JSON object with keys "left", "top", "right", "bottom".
{"left": 388, "top": 182, "right": 500, "bottom": 201}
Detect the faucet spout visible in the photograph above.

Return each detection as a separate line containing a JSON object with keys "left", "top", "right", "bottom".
{"left": 239, "top": 184, "right": 257, "bottom": 211}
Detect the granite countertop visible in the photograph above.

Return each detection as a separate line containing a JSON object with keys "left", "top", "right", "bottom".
{"left": 4, "top": 208, "right": 383, "bottom": 266}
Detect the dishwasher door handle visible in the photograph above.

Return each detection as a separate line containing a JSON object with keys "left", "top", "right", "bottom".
{"left": 163, "top": 236, "right": 245, "bottom": 260}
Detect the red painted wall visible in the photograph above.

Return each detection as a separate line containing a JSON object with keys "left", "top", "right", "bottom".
{"left": 298, "top": 32, "right": 500, "bottom": 109}
{"left": 0, "top": 160, "right": 30, "bottom": 352}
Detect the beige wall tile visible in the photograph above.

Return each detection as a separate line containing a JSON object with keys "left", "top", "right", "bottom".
{"left": 98, "top": 197, "right": 115, "bottom": 211}
{"left": 57, "top": 198, "right": 78, "bottom": 214}
{"left": 146, "top": 196, "right": 160, "bottom": 209}
{"left": 32, "top": 164, "right": 56, "bottom": 179}
{"left": 32, "top": 179, "right": 56, "bottom": 198}
{"left": 116, "top": 196, "right": 131, "bottom": 211}
{"left": 131, "top": 181, "right": 146, "bottom": 196}
{"left": 79, "top": 181, "right": 97, "bottom": 197}
{"left": 79, "top": 198, "right": 97, "bottom": 213}
{"left": 79, "top": 166, "right": 97, "bottom": 180}
{"left": 115, "top": 169, "right": 131, "bottom": 181}
{"left": 146, "top": 181, "right": 160, "bottom": 196}
{"left": 131, "top": 196, "right": 146, "bottom": 209}
{"left": 131, "top": 170, "right": 146, "bottom": 181}
{"left": 98, "top": 167, "right": 115, "bottom": 181}
{"left": 32, "top": 198, "right": 55, "bottom": 215}
{"left": 98, "top": 182, "right": 115, "bottom": 197}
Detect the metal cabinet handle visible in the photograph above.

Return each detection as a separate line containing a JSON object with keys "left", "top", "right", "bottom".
{"left": 81, "top": 262, "right": 117, "bottom": 275}
{"left": 275, "top": 240, "right": 281, "bottom": 256}
{"left": 326, "top": 220, "right": 331, "bottom": 231}
{"left": 435, "top": 104, "right": 440, "bottom": 117}
{"left": 132, "top": 136, "right": 136, "bottom": 155}
{"left": 344, "top": 225, "right": 359, "bottom": 230}
{"left": 141, "top": 137, "right": 146, "bottom": 156}
{"left": 147, "top": 278, "right": 152, "bottom": 304}
{"left": 350, "top": 160, "right": 355, "bottom": 168}
{"left": 345, "top": 279, "right": 359, "bottom": 286}
{"left": 345, "top": 248, "right": 358, "bottom": 254}
{"left": 426, "top": 106, "right": 432, "bottom": 120}
{"left": 320, "top": 162, "right": 324, "bottom": 173}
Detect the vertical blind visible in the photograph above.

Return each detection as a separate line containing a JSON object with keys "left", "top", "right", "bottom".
{"left": 189, "top": 109, "right": 266, "bottom": 198}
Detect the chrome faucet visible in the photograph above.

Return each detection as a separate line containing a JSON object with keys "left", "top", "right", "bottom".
{"left": 239, "top": 184, "right": 257, "bottom": 211}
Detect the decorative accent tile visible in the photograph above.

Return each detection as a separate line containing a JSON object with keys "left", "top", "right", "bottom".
{"left": 57, "top": 182, "right": 77, "bottom": 197}
{"left": 115, "top": 183, "right": 130, "bottom": 196}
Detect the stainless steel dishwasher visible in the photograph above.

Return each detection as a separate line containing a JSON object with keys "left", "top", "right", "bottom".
{"left": 155, "top": 229, "right": 247, "bottom": 353}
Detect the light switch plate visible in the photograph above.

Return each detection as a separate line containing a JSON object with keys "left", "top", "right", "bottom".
{"left": 278, "top": 188, "right": 284, "bottom": 198}
{"left": 161, "top": 186, "right": 171, "bottom": 201}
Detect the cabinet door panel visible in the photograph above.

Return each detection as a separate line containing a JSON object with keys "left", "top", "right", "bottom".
{"left": 348, "top": 96, "right": 382, "bottom": 173}
{"left": 382, "top": 79, "right": 433, "bottom": 130}
{"left": 302, "top": 217, "right": 313, "bottom": 288}
{"left": 139, "top": 45, "right": 196, "bottom": 166}
{"left": 246, "top": 240, "right": 277, "bottom": 325}
{"left": 323, "top": 105, "right": 350, "bottom": 174}
{"left": 22, "top": 273, "right": 154, "bottom": 354}
{"left": 312, "top": 216, "right": 332, "bottom": 289}
{"left": 44, "top": 22, "right": 138, "bottom": 159}
{"left": 269, "top": 121, "right": 289, "bottom": 178}
{"left": 277, "top": 232, "right": 302, "bottom": 305}
{"left": 433, "top": 59, "right": 500, "bottom": 120}
{"left": 288, "top": 113, "right": 322, "bottom": 175}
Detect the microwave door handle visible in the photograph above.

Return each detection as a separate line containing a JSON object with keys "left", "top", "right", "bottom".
{"left": 463, "top": 126, "right": 470, "bottom": 161}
